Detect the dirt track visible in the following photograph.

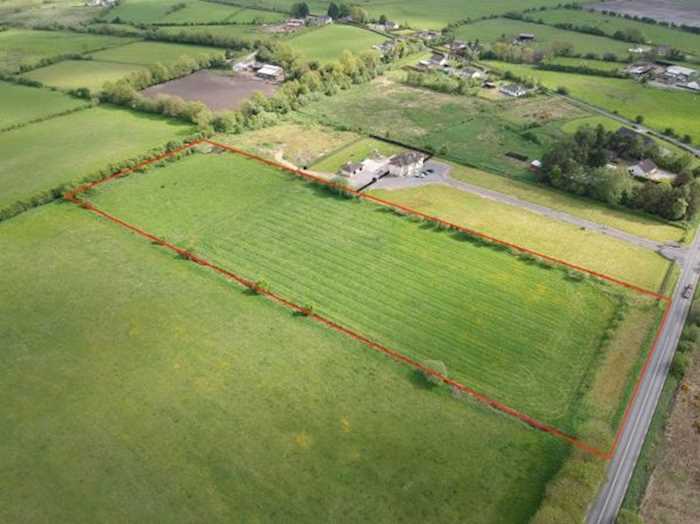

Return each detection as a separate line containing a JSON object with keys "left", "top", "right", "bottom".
{"left": 141, "top": 70, "right": 279, "bottom": 111}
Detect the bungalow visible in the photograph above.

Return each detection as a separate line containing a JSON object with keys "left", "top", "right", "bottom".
{"left": 256, "top": 64, "right": 285, "bottom": 82}
{"left": 628, "top": 159, "right": 676, "bottom": 182}
{"left": 307, "top": 15, "right": 333, "bottom": 26}
{"left": 517, "top": 32, "right": 535, "bottom": 42}
{"left": 383, "top": 20, "right": 400, "bottom": 30}
{"left": 339, "top": 161, "right": 364, "bottom": 177}
{"left": 388, "top": 151, "right": 426, "bottom": 177}
{"left": 418, "top": 52, "right": 448, "bottom": 70}
{"left": 450, "top": 40, "right": 468, "bottom": 56}
{"left": 459, "top": 66, "right": 484, "bottom": 80}
{"left": 286, "top": 18, "right": 306, "bottom": 28}
{"left": 416, "top": 31, "right": 440, "bottom": 42}
{"left": 625, "top": 63, "right": 656, "bottom": 79}
{"left": 663, "top": 65, "right": 698, "bottom": 84}
{"left": 499, "top": 83, "right": 528, "bottom": 97}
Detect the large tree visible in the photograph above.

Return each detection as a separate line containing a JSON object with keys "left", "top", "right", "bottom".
{"left": 290, "top": 2, "right": 309, "bottom": 18}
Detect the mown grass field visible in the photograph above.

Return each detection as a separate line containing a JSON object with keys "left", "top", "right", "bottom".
{"left": 0, "top": 29, "right": 136, "bottom": 73}
{"left": 104, "top": 0, "right": 282, "bottom": 24}
{"left": 0, "top": 106, "right": 192, "bottom": 214}
{"left": 287, "top": 25, "right": 384, "bottom": 64}
{"left": 0, "top": 203, "right": 569, "bottom": 523}
{"left": 88, "top": 151, "right": 659, "bottom": 435}
{"left": 0, "top": 81, "right": 89, "bottom": 130}
{"left": 88, "top": 41, "right": 225, "bottom": 66}
{"left": 311, "top": 137, "right": 404, "bottom": 172}
{"left": 537, "top": 8, "right": 700, "bottom": 57}
{"left": 445, "top": 162, "right": 684, "bottom": 243}
{"left": 370, "top": 184, "right": 672, "bottom": 292}
{"left": 485, "top": 61, "right": 700, "bottom": 144}
{"left": 454, "top": 18, "right": 632, "bottom": 57}
{"left": 298, "top": 77, "right": 588, "bottom": 176}
{"left": 155, "top": 23, "right": 280, "bottom": 44}
{"left": 22, "top": 59, "right": 149, "bottom": 91}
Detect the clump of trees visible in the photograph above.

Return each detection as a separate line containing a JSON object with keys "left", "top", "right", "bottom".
{"left": 404, "top": 70, "right": 479, "bottom": 96}
{"left": 538, "top": 124, "right": 700, "bottom": 221}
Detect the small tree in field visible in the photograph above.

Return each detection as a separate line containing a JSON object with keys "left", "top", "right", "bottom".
{"left": 421, "top": 360, "right": 448, "bottom": 387}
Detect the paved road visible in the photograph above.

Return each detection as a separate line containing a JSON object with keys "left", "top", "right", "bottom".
{"left": 587, "top": 229, "right": 700, "bottom": 523}
{"left": 561, "top": 95, "right": 700, "bottom": 158}
{"left": 373, "top": 171, "right": 686, "bottom": 260}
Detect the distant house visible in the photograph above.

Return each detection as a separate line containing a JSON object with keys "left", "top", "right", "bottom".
{"left": 628, "top": 45, "right": 650, "bottom": 54}
{"left": 233, "top": 58, "right": 256, "bottom": 72}
{"left": 684, "top": 81, "right": 700, "bottom": 92}
{"left": 663, "top": 65, "right": 698, "bottom": 83}
{"left": 625, "top": 63, "right": 656, "bottom": 79}
{"left": 459, "top": 66, "right": 484, "bottom": 80}
{"left": 383, "top": 20, "right": 400, "bottom": 30}
{"left": 530, "top": 160, "right": 542, "bottom": 172}
{"left": 307, "top": 15, "right": 333, "bottom": 26}
{"left": 499, "top": 83, "right": 528, "bottom": 97}
{"left": 416, "top": 30, "right": 440, "bottom": 42}
{"left": 628, "top": 160, "right": 658, "bottom": 179}
{"left": 256, "top": 64, "right": 285, "bottom": 82}
{"left": 450, "top": 40, "right": 468, "bottom": 56}
{"left": 517, "top": 33, "right": 535, "bottom": 42}
{"left": 373, "top": 40, "right": 397, "bottom": 56}
{"left": 286, "top": 18, "right": 306, "bottom": 28}
{"left": 339, "top": 161, "right": 364, "bottom": 177}
{"left": 388, "top": 151, "right": 426, "bottom": 177}
{"left": 418, "top": 52, "right": 448, "bottom": 70}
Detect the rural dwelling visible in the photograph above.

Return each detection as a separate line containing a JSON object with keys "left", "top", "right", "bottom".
{"left": 418, "top": 52, "right": 448, "bottom": 70}
{"left": 416, "top": 31, "right": 440, "bottom": 42}
{"left": 450, "top": 40, "right": 468, "bottom": 56}
{"left": 388, "top": 151, "right": 427, "bottom": 177}
{"left": 663, "top": 65, "right": 698, "bottom": 84}
{"left": 256, "top": 64, "right": 285, "bottom": 82}
{"left": 459, "top": 66, "right": 484, "bottom": 80}
{"left": 307, "top": 15, "right": 333, "bottom": 25}
{"left": 627, "top": 159, "right": 675, "bottom": 182}
{"left": 517, "top": 33, "right": 535, "bottom": 42}
{"left": 684, "top": 81, "right": 700, "bottom": 92}
{"left": 499, "top": 83, "right": 528, "bottom": 97}
{"left": 628, "top": 46, "right": 651, "bottom": 54}
{"left": 286, "top": 18, "right": 306, "bottom": 28}
{"left": 339, "top": 162, "right": 364, "bottom": 177}
{"left": 530, "top": 160, "right": 542, "bottom": 172}
{"left": 625, "top": 63, "right": 657, "bottom": 79}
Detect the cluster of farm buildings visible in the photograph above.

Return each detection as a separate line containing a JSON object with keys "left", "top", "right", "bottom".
{"left": 626, "top": 62, "right": 699, "bottom": 91}
{"left": 339, "top": 150, "right": 428, "bottom": 180}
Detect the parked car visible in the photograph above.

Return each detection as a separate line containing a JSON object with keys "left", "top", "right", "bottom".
{"left": 682, "top": 285, "right": 693, "bottom": 299}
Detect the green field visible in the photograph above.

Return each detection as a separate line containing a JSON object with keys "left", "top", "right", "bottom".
{"left": 103, "top": 0, "right": 283, "bottom": 24}
{"left": 485, "top": 61, "right": 700, "bottom": 144}
{"left": 22, "top": 59, "right": 148, "bottom": 91}
{"left": 537, "top": 8, "right": 700, "bottom": 57}
{"left": 88, "top": 41, "right": 225, "bottom": 66}
{"left": 87, "top": 151, "right": 659, "bottom": 435}
{"left": 0, "top": 202, "right": 570, "bottom": 523}
{"left": 0, "top": 29, "right": 136, "bottom": 73}
{"left": 287, "top": 24, "right": 384, "bottom": 64}
{"left": 370, "top": 183, "right": 672, "bottom": 291}
{"left": 455, "top": 18, "right": 632, "bottom": 57}
{"left": 0, "top": 81, "right": 89, "bottom": 130}
{"left": 299, "top": 76, "right": 588, "bottom": 176}
{"left": 0, "top": 0, "right": 103, "bottom": 27}
{"left": 544, "top": 56, "right": 625, "bottom": 71}
{"left": 0, "top": 106, "right": 192, "bottom": 214}
{"left": 155, "top": 23, "right": 279, "bottom": 44}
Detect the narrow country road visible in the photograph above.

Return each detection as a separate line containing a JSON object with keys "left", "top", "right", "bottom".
{"left": 587, "top": 228, "right": 700, "bottom": 523}
{"left": 560, "top": 95, "right": 700, "bottom": 158}
{"left": 372, "top": 172, "right": 686, "bottom": 260}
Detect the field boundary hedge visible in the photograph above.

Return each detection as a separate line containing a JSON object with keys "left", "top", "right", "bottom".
{"left": 64, "top": 138, "right": 674, "bottom": 461}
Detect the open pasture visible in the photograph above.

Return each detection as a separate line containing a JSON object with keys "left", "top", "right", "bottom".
{"left": 370, "top": 183, "right": 672, "bottom": 292}
{"left": 0, "top": 0, "right": 103, "bottom": 27}
{"left": 0, "top": 203, "right": 568, "bottom": 523}
{"left": 0, "top": 106, "right": 192, "bottom": 215}
{"left": 21, "top": 59, "right": 148, "bottom": 91}
{"left": 299, "top": 77, "right": 586, "bottom": 176}
{"left": 0, "top": 29, "right": 136, "bottom": 73}
{"left": 103, "top": 0, "right": 282, "bottom": 25}
{"left": 454, "top": 18, "right": 632, "bottom": 58}
{"left": 287, "top": 24, "right": 384, "bottom": 64}
{"left": 588, "top": 0, "right": 700, "bottom": 29}
{"left": 155, "top": 23, "right": 279, "bottom": 44}
{"left": 88, "top": 151, "right": 660, "bottom": 436}
{"left": 485, "top": 61, "right": 700, "bottom": 144}
{"left": 88, "top": 41, "right": 224, "bottom": 66}
{"left": 538, "top": 8, "right": 700, "bottom": 57}
{"left": 0, "top": 81, "right": 89, "bottom": 130}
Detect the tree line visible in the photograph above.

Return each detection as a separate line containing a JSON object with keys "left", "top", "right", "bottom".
{"left": 538, "top": 124, "right": 700, "bottom": 221}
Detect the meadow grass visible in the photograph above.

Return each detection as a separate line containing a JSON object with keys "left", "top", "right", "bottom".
{"left": 446, "top": 162, "right": 684, "bottom": 243}
{"left": 0, "top": 28, "right": 137, "bottom": 72}
{"left": 0, "top": 106, "right": 192, "bottom": 213}
{"left": 88, "top": 41, "right": 225, "bottom": 66}
{"left": 454, "top": 18, "right": 632, "bottom": 57}
{"left": 0, "top": 0, "right": 104, "bottom": 27}
{"left": 545, "top": 56, "right": 624, "bottom": 71}
{"left": 311, "top": 137, "right": 405, "bottom": 172}
{"left": 370, "top": 184, "right": 673, "bottom": 292}
{"left": 155, "top": 23, "right": 280, "bottom": 44}
{"left": 22, "top": 60, "right": 149, "bottom": 91}
{"left": 287, "top": 25, "right": 384, "bottom": 64}
{"left": 485, "top": 61, "right": 700, "bottom": 144}
{"left": 0, "top": 81, "right": 89, "bottom": 129}
{"left": 537, "top": 8, "right": 700, "bottom": 57}
{"left": 88, "top": 152, "right": 658, "bottom": 435}
{"left": 0, "top": 203, "right": 568, "bottom": 523}
{"left": 298, "top": 77, "right": 585, "bottom": 176}
{"left": 104, "top": 0, "right": 281, "bottom": 24}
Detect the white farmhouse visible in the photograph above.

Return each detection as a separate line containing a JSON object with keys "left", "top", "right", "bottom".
{"left": 388, "top": 151, "right": 426, "bottom": 177}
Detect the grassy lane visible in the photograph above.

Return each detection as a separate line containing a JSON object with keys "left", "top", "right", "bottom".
{"left": 0, "top": 203, "right": 568, "bottom": 523}
{"left": 88, "top": 152, "right": 658, "bottom": 435}
{"left": 370, "top": 184, "right": 673, "bottom": 292}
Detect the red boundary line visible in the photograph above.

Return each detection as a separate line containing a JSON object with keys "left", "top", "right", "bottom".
{"left": 64, "top": 139, "right": 675, "bottom": 461}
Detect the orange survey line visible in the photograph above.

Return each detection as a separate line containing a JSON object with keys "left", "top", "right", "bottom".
{"left": 65, "top": 138, "right": 674, "bottom": 460}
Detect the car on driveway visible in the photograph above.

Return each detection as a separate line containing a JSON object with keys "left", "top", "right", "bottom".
{"left": 682, "top": 285, "right": 693, "bottom": 299}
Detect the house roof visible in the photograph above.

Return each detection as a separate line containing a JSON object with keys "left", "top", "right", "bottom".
{"left": 634, "top": 159, "right": 658, "bottom": 174}
{"left": 500, "top": 83, "right": 527, "bottom": 95}
{"left": 519, "top": 32, "right": 535, "bottom": 38}
{"left": 341, "top": 161, "right": 363, "bottom": 173}
{"left": 666, "top": 65, "right": 696, "bottom": 76}
{"left": 389, "top": 151, "right": 426, "bottom": 167}
{"left": 258, "top": 64, "right": 283, "bottom": 76}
